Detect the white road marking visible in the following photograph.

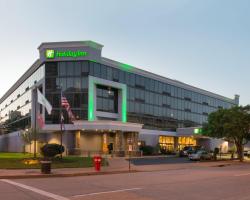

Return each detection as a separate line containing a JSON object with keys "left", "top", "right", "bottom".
{"left": 1, "top": 179, "right": 69, "bottom": 200}
{"left": 71, "top": 187, "right": 142, "bottom": 198}
{"left": 234, "top": 172, "right": 250, "bottom": 177}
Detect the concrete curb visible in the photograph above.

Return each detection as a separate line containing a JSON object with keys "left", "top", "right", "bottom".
{"left": 0, "top": 170, "right": 138, "bottom": 180}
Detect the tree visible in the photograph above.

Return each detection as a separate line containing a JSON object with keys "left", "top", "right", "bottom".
{"left": 21, "top": 128, "right": 39, "bottom": 157}
{"left": 203, "top": 106, "right": 250, "bottom": 161}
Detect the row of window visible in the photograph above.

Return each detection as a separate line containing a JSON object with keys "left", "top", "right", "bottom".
{"left": 127, "top": 101, "right": 208, "bottom": 124}
{"left": 0, "top": 65, "right": 44, "bottom": 114}
{"left": 45, "top": 61, "right": 235, "bottom": 109}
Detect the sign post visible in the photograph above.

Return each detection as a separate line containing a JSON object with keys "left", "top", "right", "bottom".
{"left": 127, "top": 138, "right": 133, "bottom": 172}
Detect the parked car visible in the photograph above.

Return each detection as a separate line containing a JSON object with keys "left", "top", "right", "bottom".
{"left": 179, "top": 146, "right": 193, "bottom": 157}
{"left": 189, "top": 150, "right": 212, "bottom": 161}
{"left": 179, "top": 146, "right": 202, "bottom": 157}
{"left": 244, "top": 150, "right": 250, "bottom": 158}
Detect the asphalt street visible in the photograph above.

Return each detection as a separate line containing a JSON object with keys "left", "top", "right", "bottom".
{"left": 130, "top": 156, "right": 191, "bottom": 165}
{"left": 1, "top": 163, "right": 250, "bottom": 200}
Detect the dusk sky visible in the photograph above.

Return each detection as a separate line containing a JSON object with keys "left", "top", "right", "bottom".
{"left": 0, "top": 0, "right": 249, "bottom": 105}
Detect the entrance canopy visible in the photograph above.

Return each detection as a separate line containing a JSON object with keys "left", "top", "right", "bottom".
{"left": 43, "top": 120, "right": 143, "bottom": 132}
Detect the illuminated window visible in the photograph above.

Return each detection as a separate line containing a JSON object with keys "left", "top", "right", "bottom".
{"left": 159, "top": 136, "right": 175, "bottom": 152}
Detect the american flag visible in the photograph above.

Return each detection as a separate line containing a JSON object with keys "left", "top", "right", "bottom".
{"left": 61, "top": 96, "right": 75, "bottom": 121}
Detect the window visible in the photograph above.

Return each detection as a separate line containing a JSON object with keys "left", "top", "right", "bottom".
{"left": 67, "top": 62, "right": 74, "bottom": 76}
{"left": 74, "top": 62, "right": 81, "bottom": 76}
{"left": 81, "top": 61, "right": 89, "bottom": 75}
{"left": 96, "top": 85, "right": 118, "bottom": 113}
{"left": 94, "top": 63, "right": 101, "bottom": 77}
{"left": 58, "top": 62, "right": 67, "bottom": 76}
{"left": 184, "top": 108, "right": 191, "bottom": 112}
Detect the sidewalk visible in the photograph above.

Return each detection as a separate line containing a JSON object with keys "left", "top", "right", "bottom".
{"left": 0, "top": 157, "right": 247, "bottom": 179}
{"left": 0, "top": 157, "right": 135, "bottom": 179}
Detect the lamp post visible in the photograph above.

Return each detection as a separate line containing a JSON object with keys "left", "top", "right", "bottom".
{"left": 57, "top": 85, "right": 63, "bottom": 159}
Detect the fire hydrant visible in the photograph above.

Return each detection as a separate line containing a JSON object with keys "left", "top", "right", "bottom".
{"left": 93, "top": 156, "right": 102, "bottom": 171}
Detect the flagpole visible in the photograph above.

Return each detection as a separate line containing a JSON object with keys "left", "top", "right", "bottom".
{"left": 34, "top": 88, "right": 37, "bottom": 158}
{"left": 60, "top": 87, "right": 63, "bottom": 159}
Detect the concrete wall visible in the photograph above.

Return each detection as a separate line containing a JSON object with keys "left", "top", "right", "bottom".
{"left": 80, "top": 132, "right": 102, "bottom": 152}
{"left": 0, "top": 131, "right": 24, "bottom": 152}
{"left": 0, "top": 131, "right": 76, "bottom": 154}
{"left": 197, "top": 138, "right": 228, "bottom": 153}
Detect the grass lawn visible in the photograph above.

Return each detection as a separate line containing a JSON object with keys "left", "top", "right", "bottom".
{"left": 0, "top": 153, "right": 107, "bottom": 169}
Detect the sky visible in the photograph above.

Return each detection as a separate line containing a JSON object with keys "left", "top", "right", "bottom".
{"left": 0, "top": 0, "right": 249, "bottom": 105}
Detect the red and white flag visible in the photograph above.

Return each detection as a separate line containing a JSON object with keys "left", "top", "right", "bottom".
{"left": 37, "top": 114, "right": 44, "bottom": 128}
{"left": 37, "top": 89, "right": 52, "bottom": 115}
{"left": 61, "top": 96, "right": 75, "bottom": 122}
{"left": 60, "top": 113, "right": 65, "bottom": 130}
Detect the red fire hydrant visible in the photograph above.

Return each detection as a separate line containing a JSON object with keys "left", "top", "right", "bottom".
{"left": 93, "top": 156, "right": 102, "bottom": 171}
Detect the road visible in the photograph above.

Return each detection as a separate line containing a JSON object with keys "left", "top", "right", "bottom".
{"left": 1, "top": 163, "right": 250, "bottom": 200}
{"left": 130, "top": 156, "right": 191, "bottom": 165}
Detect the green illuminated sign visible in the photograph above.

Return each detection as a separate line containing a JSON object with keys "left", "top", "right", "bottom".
{"left": 45, "top": 49, "right": 88, "bottom": 59}
{"left": 46, "top": 50, "right": 55, "bottom": 59}
{"left": 194, "top": 128, "right": 202, "bottom": 134}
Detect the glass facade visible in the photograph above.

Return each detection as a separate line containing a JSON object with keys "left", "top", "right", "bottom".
{"left": 0, "top": 66, "right": 44, "bottom": 132}
{"left": 45, "top": 61, "right": 88, "bottom": 124}
{"left": 44, "top": 60, "right": 236, "bottom": 130}
{"left": 0, "top": 59, "right": 237, "bottom": 133}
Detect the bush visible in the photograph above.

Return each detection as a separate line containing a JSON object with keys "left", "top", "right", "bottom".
{"left": 140, "top": 145, "right": 155, "bottom": 155}
{"left": 40, "top": 143, "right": 65, "bottom": 159}
{"left": 214, "top": 147, "right": 220, "bottom": 154}
{"left": 160, "top": 148, "right": 174, "bottom": 155}
{"left": 213, "top": 147, "right": 220, "bottom": 160}
{"left": 160, "top": 148, "right": 167, "bottom": 155}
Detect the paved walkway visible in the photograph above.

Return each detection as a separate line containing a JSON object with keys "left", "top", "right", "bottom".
{"left": 0, "top": 157, "right": 247, "bottom": 179}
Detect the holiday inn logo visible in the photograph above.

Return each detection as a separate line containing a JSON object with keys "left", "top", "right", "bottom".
{"left": 46, "top": 50, "right": 55, "bottom": 59}
{"left": 45, "top": 49, "right": 88, "bottom": 59}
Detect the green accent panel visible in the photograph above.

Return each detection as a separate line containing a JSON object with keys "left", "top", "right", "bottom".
{"left": 88, "top": 76, "right": 127, "bottom": 122}
{"left": 88, "top": 78, "right": 95, "bottom": 121}
{"left": 119, "top": 63, "right": 134, "bottom": 72}
{"left": 122, "top": 87, "right": 127, "bottom": 122}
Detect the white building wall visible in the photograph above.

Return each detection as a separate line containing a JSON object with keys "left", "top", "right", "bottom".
{"left": 0, "top": 131, "right": 24, "bottom": 152}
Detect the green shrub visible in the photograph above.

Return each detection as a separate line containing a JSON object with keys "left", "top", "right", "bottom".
{"left": 40, "top": 143, "right": 65, "bottom": 159}
{"left": 140, "top": 145, "right": 155, "bottom": 155}
{"left": 213, "top": 147, "right": 220, "bottom": 160}
{"left": 214, "top": 147, "right": 220, "bottom": 154}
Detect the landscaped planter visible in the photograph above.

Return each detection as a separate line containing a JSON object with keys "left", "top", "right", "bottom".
{"left": 40, "top": 160, "right": 52, "bottom": 174}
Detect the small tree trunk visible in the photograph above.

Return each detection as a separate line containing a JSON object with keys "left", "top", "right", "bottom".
{"left": 236, "top": 143, "right": 244, "bottom": 162}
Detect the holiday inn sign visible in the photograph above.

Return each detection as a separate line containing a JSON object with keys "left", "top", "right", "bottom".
{"left": 45, "top": 49, "right": 88, "bottom": 59}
